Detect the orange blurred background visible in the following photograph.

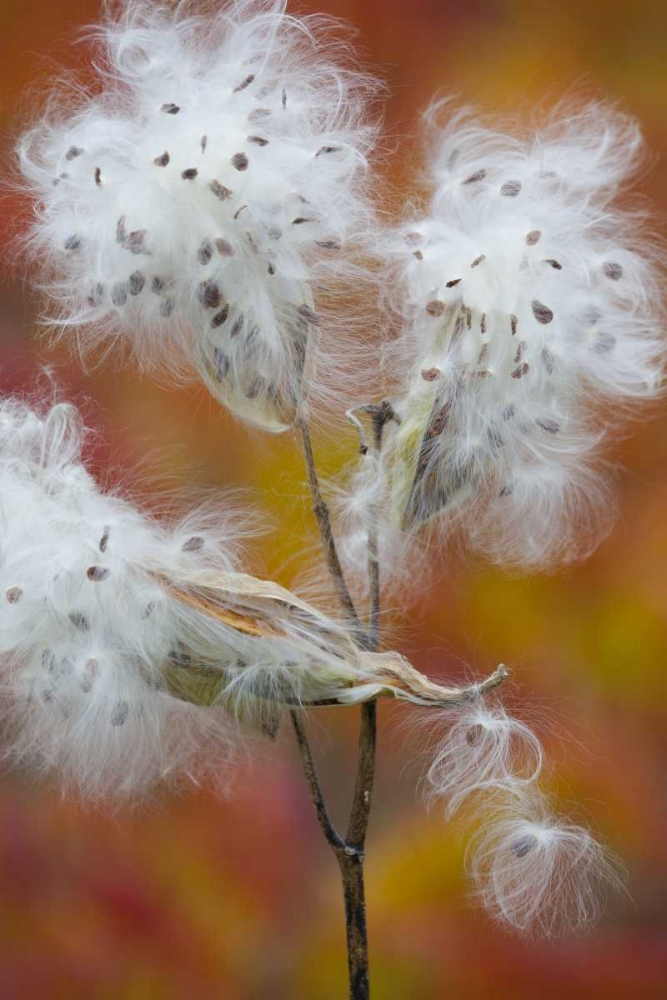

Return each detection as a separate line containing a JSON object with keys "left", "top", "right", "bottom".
{"left": 0, "top": 1, "right": 666, "bottom": 997}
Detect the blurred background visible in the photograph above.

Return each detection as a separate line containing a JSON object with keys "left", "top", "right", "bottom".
{"left": 0, "top": 1, "right": 666, "bottom": 997}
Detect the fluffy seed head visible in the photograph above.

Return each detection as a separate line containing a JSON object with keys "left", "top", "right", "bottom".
{"left": 466, "top": 792, "right": 624, "bottom": 936}
{"left": 17, "top": 0, "right": 382, "bottom": 431}
{"left": 366, "top": 103, "right": 665, "bottom": 573}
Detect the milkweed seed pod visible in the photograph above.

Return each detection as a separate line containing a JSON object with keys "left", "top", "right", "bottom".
{"left": 0, "top": 397, "right": 503, "bottom": 801}
{"left": 375, "top": 104, "right": 665, "bottom": 571}
{"left": 17, "top": 1, "right": 381, "bottom": 431}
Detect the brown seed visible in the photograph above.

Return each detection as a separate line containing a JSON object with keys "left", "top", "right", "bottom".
{"left": 230, "top": 316, "right": 244, "bottom": 338}
{"left": 268, "top": 227, "right": 282, "bottom": 240}
{"left": 480, "top": 313, "right": 487, "bottom": 334}
{"left": 125, "top": 230, "right": 148, "bottom": 255}
{"left": 231, "top": 152, "right": 249, "bottom": 171}
{"left": 94, "top": 167, "right": 102, "bottom": 186}
{"left": 463, "top": 169, "right": 486, "bottom": 184}
{"left": 154, "top": 151, "right": 170, "bottom": 167}
{"left": 499, "top": 484, "right": 514, "bottom": 497}
{"left": 446, "top": 278, "right": 461, "bottom": 287}
{"left": 292, "top": 217, "right": 316, "bottom": 225}
{"left": 6, "top": 586, "right": 22, "bottom": 604}
{"left": 466, "top": 307, "right": 472, "bottom": 330}
{"left": 532, "top": 300, "right": 554, "bottom": 324}
{"left": 514, "top": 340, "right": 527, "bottom": 364}
{"left": 151, "top": 276, "right": 165, "bottom": 293}
{"left": 316, "top": 145, "right": 342, "bottom": 156}
{"left": 69, "top": 612, "right": 90, "bottom": 631}
{"left": 478, "top": 344, "right": 488, "bottom": 364}
{"left": 405, "top": 232, "right": 423, "bottom": 245}
{"left": 603, "top": 261, "right": 623, "bottom": 281}
{"left": 511, "top": 362, "right": 530, "bottom": 379}
{"left": 215, "top": 238, "right": 235, "bottom": 257}
{"left": 198, "top": 240, "right": 213, "bottom": 265}
{"left": 161, "top": 103, "right": 180, "bottom": 114}
{"left": 511, "top": 835, "right": 537, "bottom": 859}
{"left": 210, "top": 180, "right": 233, "bottom": 201}
{"left": 466, "top": 724, "right": 485, "bottom": 747}
{"left": 500, "top": 179, "right": 522, "bottom": 197}
{"left": 87, "top": 566, "right": 110, "bottom": 582}
{"left": 213, "top": 347, "right": 230, "bottom": 378}
{"left": 111, "top": 701, "right": 129, "bottom": 726}
{"left": 471, "top": 254, "right": 486, "bottom": 268}
{"left": 421, "top": 368, "right": 441, "bottom": 382}
{"left": 537, "top": 418, "right": 560, "bottom": 434}
{"left": 425, "top": 300, "right": 445, "bottom": 317}
{"left": 66, "top": 146, "right": 83, "bottom": 160}
{"left": 282, "top": 88, "right": 287, "bottom": 109}
{"left": 233, "top": 74, "right": 255, "bottom": 93}
{"left": 510, "top": 314, "right": 518, "bottom": 335}
{"left": 111, "top": 282, "right": 128, "bottom": 307}
{"left": 99, "top": 526, "right": 110, "bottom": 552}
{"left": 129, "top": 271, "right": 145, "bottom": 296}
{"left": 211, "top": 305, "right": 230, "bottom": 328}
{"left": 181, "top": 167, "right": 198, "bottom": 180}
{"left": 248, "top": 107, "right": 272, "bottom": 122}
{"left": 543, "top": 258, "right": 562, "bottom": 270}
{"left": 248, "top": 135, "right": 269, "bottom": 146}
{"left": 160, "top": 298, "right": 175, "bottom": 318}
{"left": 182, "top": 536, "right": 205, "bottom": 552}
{"left": 198, "top": 280, "right": 222, "bottom": 309}
{"left": 298, "top": 304, "right": 321, "bottom": 326}
{"left": 413, "top": 250, "right": 423, "bottom": 260}
{"left": 116, "top": 217, "right": 127, "bottom": 244}
{"left": 64, "top": 235, "right": 81, "bottom": 251}
{"left": 88, "top": 283, "right": 105, "bottom": 308}
{"left": 526, "top": 229, "right": 542, "bottom": 245}
{"left": 268, "top": 263, "right": 276, "bottom": 275}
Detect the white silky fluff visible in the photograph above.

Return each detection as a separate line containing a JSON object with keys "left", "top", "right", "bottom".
{"left": 425, "top": 700, "right": 622, "bottom": 935}
{"left": 17, "top": 0, "right": 381, "bottom": 432}
{"left": 0, "top": 396, "right": 371, "bottom": 803}
{"left": 354, "top": 103, "right": 665, "bottom": 574}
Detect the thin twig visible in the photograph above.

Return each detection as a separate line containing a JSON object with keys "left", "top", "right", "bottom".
{"left": 289, "top": 710, "right": 346, "bottom": 853}
{"left": 297, "top": 418, "right": 364, "bottom": 636}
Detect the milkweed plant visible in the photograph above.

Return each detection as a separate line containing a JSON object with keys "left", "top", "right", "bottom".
{"left": 5, "top": 1, "right": 664, "bottom": 996}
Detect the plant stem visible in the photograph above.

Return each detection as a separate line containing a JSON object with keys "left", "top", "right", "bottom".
{"left": 297, "top": 418, "right": 364, "bottom": 637}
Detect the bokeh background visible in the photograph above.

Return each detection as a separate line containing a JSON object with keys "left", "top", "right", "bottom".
{"left": 0, "top": 1, "right": 666, "bottom": 997}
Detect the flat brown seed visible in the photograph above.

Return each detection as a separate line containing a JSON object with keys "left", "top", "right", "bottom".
{"left": 510, "top": 314, "right": 518, "bottom": 335}
{"left": 125, "top": 230, "right": 148, "bottom": 254}
{"left": 316, "top": 239, "right": 341, "bottom": 250}
{"left": 231, "top": 152, "right": 249, "bottom": 171}
{"left": 298, "top": 304, "right": 321, "bottom": 326}
{"left": 211, "top": 305, "right": 230, "bottom": 328}
{"left": 161, "top": 103, "right": 180, "bottom": 114}
{"left": 198, "top": 280, "right": 222, "bottom": 309}
{"left": 151, "top": 276, "right": 165, "bottom": 293}
{"left": 537, "top": 418, "right": 560, "bottom": 434}
{"left": 69, "top": 612, "right": 90, "bottom": 631}
{"left": 471, "top": 254, "right": 486, "bottom": 268}
{"left": 6, "top": 587, "right": 22, "bottom": 604}
{"left": 480, "top": 313, "right": 487, "bottom": 334}
{"left": 213, "top": 347, "right": 230, "bottom": 378}
{"left": 94, "top": 167, "right": 102, "bottom": 186}
{"left": 198, "top": 240, "right": 213, "bottom": 265}
{"left": 543, "top": 258, "right": 562, "bottom": 269}
{"left": 215, "top": 238, "right": 235, "bottom": 257}
{"left": 248, "top": 107, "right": 272, "bottom": 122}
{"left": 87, "top": 566, "right": 110, "bottom": 582}
{"left": 500, "top": 179, "right": 522, "bottom": 196}
{"left": 116, "top": 217, "right": 127, "bottom": 244}
{"left": 64, "top": 235, "right": 81, "bottom": 251}
{"left": 248, "top": 135, "right": 269, "bottom": 146}
{"left": 463, "top": 169, "right": 486, "bottom": 184}
{"left": 99, "top": 527, "right": 110, "bottom": 551}
{"left": 526, "top": 230, "right": 542, "bottom": 246}
{"left": 230, "top": 316, "right": 244, "bottom": 337}
{"left": 210, "top": 180, "right": 233, "bottom": 201}
{"left": 425, "top": 300, "right": 445, "bottom": 317}
{"left": 514, "top": 341, "right": 527, "bottom": 363}
{"left": 182, "top": 167, "right": 198, "bottom": 180}
{"left": 292, "top": 217, "right": 316, "bottom": 225}
{"left": 413, "top": 250, "right": 423, "bottom": 260}
{"left": 316, "top": 145, "right": 342, "bottom": 156}
{"left": 66, "top": 146, "right": 83, "bottom": 161}
{"left": 511, "top": 835, "right": 537, "bottom": 858}
{"left": 111, "top": 702, "right": 129, "bottom": 726}
{"left": 446, "top": 278, "right": 461, "bottom": 287}
{"left": 154, "top": 151, "right": 170, "bottom": 167}
{"left": 111, "top": 282, "right": 128, "bottom": 307}
{"left": 421, "top": 368, "right": 441, "bottom": 381}
{"left": 88, "top": 283, "right": 105, "bottom": 307}
{"left": 160, "top": 298, "right": 175, "bottom": 317}
{"left": 233, "top": 74, "right": 255, "bottom": 92}
{"left": 603, "top": 261, "right": 623, "bottom": 281}
{"left": 128, "top": 271, "right": 145, "bottom": 296}
{"left": 511, "top": 362, "right": 530, "bottom": 379}
{"left": 182, "top": 536, "right": 205, "bottom": 552}
{"left": 532, "top": 300, "right": 554, "bottom": 324}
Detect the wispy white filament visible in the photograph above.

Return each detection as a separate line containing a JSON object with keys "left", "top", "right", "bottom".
{"left": 17, "top": 0, "right": 382, "bottom": 431}
{"left": 0, "top": 395, "right": 378, "bottom": 801}
{"left": 347, "top": 102, "right": 665, "bottom": 577}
